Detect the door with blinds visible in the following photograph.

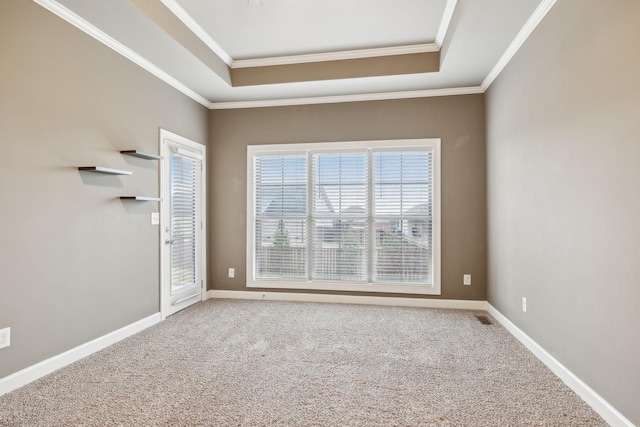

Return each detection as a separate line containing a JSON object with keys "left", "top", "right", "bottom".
{"left": 160, "top": 130, "right": 206, "bottom": 318}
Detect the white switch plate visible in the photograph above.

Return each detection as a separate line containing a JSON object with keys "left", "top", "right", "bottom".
{"left": 522, "top": 297, "right": 527, "bottom": 312}
{"left": 151, "top": 212, "right": 160, "bottom": 225}
{"left": 463, "top": 274, "right": 471, "bottom": 285}
{"left": 0, "top": 327, "right": 10, "bottom": 349}
{"left": 228, "top": 268, "right": 235, "bottom": 278}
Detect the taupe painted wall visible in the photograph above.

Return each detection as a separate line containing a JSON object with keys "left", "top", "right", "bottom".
{"left": 209, "top": 96, "right": 486, "bottom": 300}
{"left": 486, "top": 1, "right": 640, "bottom": 424}
{"left": 231, "top": 52, "right": 440, "bottom": 86}
{"left": 0, "top": 1, "right": 207, "bottom": 378}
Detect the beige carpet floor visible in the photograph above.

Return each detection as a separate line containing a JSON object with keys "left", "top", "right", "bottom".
{"left": 0, "top": 299, "right": 606, "bottom": 426}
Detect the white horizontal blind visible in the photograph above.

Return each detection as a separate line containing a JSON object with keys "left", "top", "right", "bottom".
{"left": 373, "top": 150, "right": 433, "bottom": 285}
{"left": 312, "top": 152, "right": 368, "bottom": 281}
{"left": 170, "top": 153, "right": 201, "bottom": 296}
{"left": 249, "top": 140, "right": 439, "bottom": 293}
{"left": 254, "top": 155, "right": 308, "bottom": 279}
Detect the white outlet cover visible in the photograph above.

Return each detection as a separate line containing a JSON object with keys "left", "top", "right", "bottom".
{"left": 522, "top": 297, "right": 527, "bottom": 312}
{"left": 151, "top": 212, "right": 160, "bottom": 225}
{"left": 228, "top": 268, "right": 235, "bottom": 278}
{"left": 463, "top": 274, "right": 471, "bottom": 285}
{"left": 0, "top": 327, "right": 10, "bottom": 349}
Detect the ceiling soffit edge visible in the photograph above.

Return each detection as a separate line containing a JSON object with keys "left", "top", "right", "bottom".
{"left": 209, "top": 86, "right": 484, "bottom": 110}
{"left": 231, "top": 44, "right": 439, "bottom": 69}
{"left": 130, "top": 0, "right": 231, "bottom": 84}
{"left": 160, "top": 0, "right": 233, "bottom": 66}
{"left": 32, "top": 0, "right": 211, "bottom": 107}
{"left": 481, "top": 0, "right": 557, "bottom": 90}
{"left": 165, "top": 0, "right": 457, "bottom": 69}
{"left": 435, "top": 0, "right": 457, "bottom": 47}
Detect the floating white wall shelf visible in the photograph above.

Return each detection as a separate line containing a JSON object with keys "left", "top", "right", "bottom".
{"left": 120, "top": 150, "right": 163, "bottom": 160}
{"left": 78, "top": 166, "right": 132, "bottom": 175}
{"left": 119, "top": 196, "right": 162, "bottom": 202}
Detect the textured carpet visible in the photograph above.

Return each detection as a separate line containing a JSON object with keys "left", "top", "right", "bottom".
{"left": 0, "top": 299, "right": 605, "bottom": 426}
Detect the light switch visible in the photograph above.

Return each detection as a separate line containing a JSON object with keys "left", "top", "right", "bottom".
{"left": 151, "top": 212, "right": 160, "bottom": 225}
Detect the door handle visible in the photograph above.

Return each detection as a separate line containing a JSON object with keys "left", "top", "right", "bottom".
{"left": 165, "top": 239, "right": 175, "bottom": 245}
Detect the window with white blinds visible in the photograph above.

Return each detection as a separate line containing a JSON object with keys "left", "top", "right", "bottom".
{"left": 373, "top": 151, "right": 433, "bottom": 285}
{"left": 247, "top": 139, "right": 440, "bottom": 295}
{"left": 170, "top": 153, "right": 200, "bottom": 296}
{"left": 312, "top": 152, "right": 368, "bottom": 281}
{"left": 254, "top": 154, "right": 308, "bottom": 279}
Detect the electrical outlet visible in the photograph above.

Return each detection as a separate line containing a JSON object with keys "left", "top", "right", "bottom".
{"left": 522, "top": 297, "right": 527, "bottom": 313}
{"left": 151, "top": 212, "right": 160, "bottom": 225}
{"left": 463, "top": 274, "right": 471, "bottom": 285}
{"left": 0, "top": 327, "right": 10, "bottom": 349}
{"left": 228, "top": 268, "right": 235, "bottom": 278}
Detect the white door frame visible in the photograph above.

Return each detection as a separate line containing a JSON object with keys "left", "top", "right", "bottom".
{"left": 159, "top": 128, "right": 207, "bottom": 319}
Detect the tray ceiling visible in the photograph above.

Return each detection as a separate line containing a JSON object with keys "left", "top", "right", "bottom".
{"left": 35, "top": 0, "right": 554, "bottom": 108}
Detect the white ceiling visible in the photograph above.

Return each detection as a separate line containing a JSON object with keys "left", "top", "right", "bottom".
{"left": 175, "top": 0, "right": 448, "bottom": 59}
{"left": 37, "top": 0, "right": 553, "bottom": 108}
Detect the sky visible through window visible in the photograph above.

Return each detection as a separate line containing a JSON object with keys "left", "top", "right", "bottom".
{"left": 257, "top": 151, "right": 432, "bottom": 217}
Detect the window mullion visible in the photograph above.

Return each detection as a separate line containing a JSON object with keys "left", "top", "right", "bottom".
{"left": 307, "top": 150, "right": 313, "bottom": 282}
{"left": 367, "top": 149, "right": 374, "bottom": 284}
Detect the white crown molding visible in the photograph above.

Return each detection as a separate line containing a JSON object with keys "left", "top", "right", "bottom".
{"left": 487, "top": 305, "right": 634, "bottom": 427}
{"left": 0, "top": 313, "right": 161, "bottom": 397}
{"left": 231, "top": 43, "right": 439, "bottom": 69}
{"left": 209, "top": 86, "right": 483, "bottom": 110}
{"left": 435, "top": 0, "right": 457, "bottom": 48}
{"left": 159, "top": 0, "right": 233, "bottom": 66}
{"left": 481, "top": 0, "right": 557, "bottom": 91}
{"left": 33, "top": 0, "right": 557, "bottom": 111}
{"left": 33, "top": 0, "right": 211, "bottom": 108}
{"left": 207, "top": 290, "right": 488, "bottom": 311}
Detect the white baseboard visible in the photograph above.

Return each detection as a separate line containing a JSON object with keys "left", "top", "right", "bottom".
{"left": 1, "top": 298, "right": 629, "bottom": 426}
{"left": 487, "top": 305, "right": 633, "bottom": 427}
{"left": 207, "top": 290, "right": 488, "bottom": 310}
{"left": 209, "top": 291, "right": 631, "bottom": 425}
{"left": 0, "top": 313, "right": 161, "bottom": 397}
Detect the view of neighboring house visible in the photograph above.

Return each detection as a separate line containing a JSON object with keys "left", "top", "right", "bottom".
{"left": 258, "top": 185, "right": 432, "bottom": 283}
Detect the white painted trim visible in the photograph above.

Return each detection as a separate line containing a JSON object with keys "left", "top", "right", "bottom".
{"left": 231, "top": 44, "right": 438, "bottom": 69}
{"left": 435, "top": 0, "right": 457, "bottom": 48}
{"left": 176, "top": 147, "right": 204, "bottom": 161}
{"left": 432, "top": 139, "right": 442, "bottom": 294}
{"left": 246, "top": 139, "right": 442, "bottom": 295}
{"left": 160, "top": 132, "right": 169, "bottom": 320}
{"left": 159, "top": 0, "right": 233, "bottom": 66}
{"left": 209, "top": 86, "right": 483, "bottom": 110}
{"left": 204, "top": 291, "right": 631, "bottom": 424}
{"left": 246, "top": 281, "right": 441, "bottom": 296}
{"left": 207, "top": 290, "right": 487, "bottom": 310}
{"left": 33, "top": 0, "right": 211, "bottom": 108}
{"left": 248, "top": 138, "right": 438, "bottom": 153}
{"left": 487, "top": 305, "right": 634, "bottom": 427}
{"left": 0, "top": 313, "right": 161, "bottom": 397}
{"left": 33, "top": 0, "right": 553, "bottom": 111}
{"left": 481, "top": 0, "right": 557, "bottom": 90}
{"left": 2, "top": 295, "right": 627, "bottom": 427}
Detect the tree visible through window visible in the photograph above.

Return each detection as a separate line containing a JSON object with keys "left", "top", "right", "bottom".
{"left": 248, "top": 140, "right": 440, "bottom": 295}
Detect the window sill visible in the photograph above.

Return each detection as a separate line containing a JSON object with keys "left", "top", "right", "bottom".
{"left": 246, "top": 280, "right": 441, "bottom": 295}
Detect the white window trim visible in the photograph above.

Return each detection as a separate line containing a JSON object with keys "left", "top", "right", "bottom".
{"left": 246, "top": 139, "right": 441, "bottom": 295}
